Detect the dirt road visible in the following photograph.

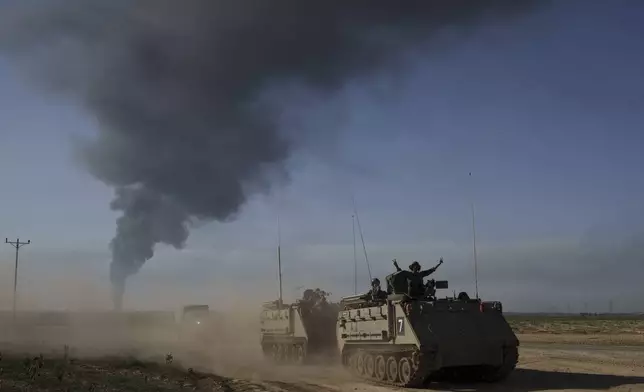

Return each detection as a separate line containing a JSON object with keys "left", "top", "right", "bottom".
{"left": 3, "top": 319, "right": 643, "bottom": 391}
{"left": 3, "top": 342, "right": 641, "bottom": 392}
{"left": 235, "top": 341, "right": 644, "bottom": 392}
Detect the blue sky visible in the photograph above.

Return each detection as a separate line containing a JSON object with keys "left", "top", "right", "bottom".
{"left": 0, "top": 1, "right": 643, "bottom": 312}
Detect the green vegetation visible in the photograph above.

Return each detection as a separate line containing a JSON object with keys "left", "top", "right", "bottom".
{"left": 0, "top": 352, "right": 228, "bottom": 391}
{"left": 506, "top": 314, "right": 644, "bottom": 335}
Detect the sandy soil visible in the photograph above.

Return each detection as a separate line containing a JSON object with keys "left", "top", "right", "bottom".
{"left": 3, "top": 341, "right": 643, "bottom": 392}
{"left": 2, "top": 313, "right": 644, "bottom": 392}
{"left": 517, "top": 332, "right": 644, "bottom": 347}
{"left": 165, "top": 331, "right": 644, "bottom": 392}
{"left": 241, "top": 339, "right": 644, "bottom": 392}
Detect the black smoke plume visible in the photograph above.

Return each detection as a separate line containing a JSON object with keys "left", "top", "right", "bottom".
{"left": 0, "top": 0, "right": 543, "bottom": 309}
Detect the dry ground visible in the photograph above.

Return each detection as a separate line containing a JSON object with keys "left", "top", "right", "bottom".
{"left": 508, "top": 314, "right": 644, "bottom": 336}
{"left": 0, "top": 354, "right": 235, "bottom": 391}
{"left": 2, "top": 314, "right": 644, "bottom": 391}
{"left": 508, "top": 314, "right": 644, "bottom": 347}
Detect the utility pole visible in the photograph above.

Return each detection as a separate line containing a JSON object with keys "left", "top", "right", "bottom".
{"left": 5, "top": 238, "right": 31, "bottom": 321}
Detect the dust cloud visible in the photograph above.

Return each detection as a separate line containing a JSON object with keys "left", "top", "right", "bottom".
{"left": 0, "top": 268, "right": 334, "bottom": 382}
{"left": 0, "top": 290, "right": 348, "bottom": 385}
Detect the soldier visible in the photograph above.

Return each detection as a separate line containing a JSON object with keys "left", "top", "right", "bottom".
{"left": 302, "top": 289, "right": 315, "bottom": 302}
{"left": 393, "top": 258, "right": 443, "bottom": 277}
{"left": 368, "top": 278, "right": 388, "bottom": 301}
{"left": 410, "top": 258, "right": 443, "bottom": 277}
{"left": 300, "top": 289, "right": 317, "bottom": 315}
{"left": 392, "top": 258, "right": 444, "bottom": 297}
{"left": 313, "top": 289, "right": 328, "bottom": 309}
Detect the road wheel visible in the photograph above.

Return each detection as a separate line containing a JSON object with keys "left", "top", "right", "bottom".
{"left": 262, "top": 344, "right": 271, "bottom": 360}
{"left": 294, "top": 345, "right": 305, "bottom": 364}
{"left": 374, "top": 355, "right": 386, "bottom": 381}
{"left": 364, "top": 354, "right": 375, "bottom": 378}
{"left": 271, "top": 344, "right": 279, "bottom": 362}
{"left": 285, "top": 345, "right": 294, "bottom": 363}
{"left": 356, "top": 353, "right": 365, "bottom": 375}
{"left": 348, "top": 353, "right": 357, "bottom": 374}
{"left": 398, "top": 357, "right": 412, "bottom": 385}
{"left": 386, "top": 356, "right": 398, "bottom": 383}
{"left": 276, "top": 344, "right": 285, "bottom": 363}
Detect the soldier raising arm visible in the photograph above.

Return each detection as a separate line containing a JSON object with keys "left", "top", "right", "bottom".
{"left": 392, "top": 258, "right": 402, "bottom": 272}
{"left": 410, "top": 257, "right": 444, "bottom": 277}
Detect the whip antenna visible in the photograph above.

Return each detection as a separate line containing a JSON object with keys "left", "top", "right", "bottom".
{"left": 277, "top": 213, "right": 283, "bottom": 309}
{"left": 469, "top": 172, "right": 479, "bottom": 299}
{"left": 352, "top": 196, "right": 372, "bottom": 282}
{"left": 352, "top": 214, "right": 358, "bottom": 295}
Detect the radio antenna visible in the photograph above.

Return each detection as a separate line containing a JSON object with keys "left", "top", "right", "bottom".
{"left": 352, "top": 196, "right": 372, "bottom": 282}
{"left": 469, "top": 172, "right": 479, "bottom": 299}
{"left": 277, "top": 213, "right": 283, "bottom": 309}
{"left": 352, "top": 214, "right": 357, "bottom": 295}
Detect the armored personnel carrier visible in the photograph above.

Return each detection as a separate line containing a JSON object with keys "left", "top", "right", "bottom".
{"left": 337, "top": 271, "right": 519, "bottom": 388}
{"left": 260, "top": 288, "right": 339, "bottom": 364}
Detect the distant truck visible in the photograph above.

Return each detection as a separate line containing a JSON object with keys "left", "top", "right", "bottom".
{"left": 177, "top": 304, "right": 222, "bottom": 350}
{"left": 179, "top": 305, "right": 211, "bottom": 326}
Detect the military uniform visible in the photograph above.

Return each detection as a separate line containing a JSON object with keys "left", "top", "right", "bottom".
{"left": 361, "top": 278, "right": 388, "bottom": 302}
{"left": 392, "top": 258, "right": 443, "bottom": 297}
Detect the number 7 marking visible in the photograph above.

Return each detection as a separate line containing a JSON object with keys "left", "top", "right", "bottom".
{"left": 397, "top": 317, "right": 404, "bottom": 335}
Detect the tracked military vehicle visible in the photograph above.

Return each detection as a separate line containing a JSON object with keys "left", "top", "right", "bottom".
{"left": 337, "top": 271, "right": 519, "bottom": 388}
{"left": 260, "top": 288, "right": 339, "bottom": 364}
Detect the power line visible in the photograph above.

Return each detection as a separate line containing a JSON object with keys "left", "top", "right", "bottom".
{"left": 5, "top": 237, "right": 31, "bottom": 321}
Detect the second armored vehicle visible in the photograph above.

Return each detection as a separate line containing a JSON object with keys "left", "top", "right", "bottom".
{"left": 260, "top": 288, "right": 339, "bottom": 364}
{"left": 336, "top": 272, "right": 519, "bottom": 388}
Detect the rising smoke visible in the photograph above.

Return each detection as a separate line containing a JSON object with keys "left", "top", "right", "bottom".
{"left": 0, "top": 0, "right": 543, "bottom": 309}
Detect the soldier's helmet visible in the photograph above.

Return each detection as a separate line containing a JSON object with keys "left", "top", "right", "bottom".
{"left": 409, "top": 261, "right": 421, "bottom": 272}
{"left": 371, "top": 278, "right": 380, "bottom": 286}
{"left": 302, "top": 289, "right": 314, "bottom": 300}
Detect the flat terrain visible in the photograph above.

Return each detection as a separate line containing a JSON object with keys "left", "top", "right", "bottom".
{"left": 508, "top": 314, "right": 644, "bottom": 347}
{"left": 508, "top": 314, "right": 644, "bottom": 336}
{"left": 3, "top": 341, "right": 644, "bottom": 392}
{"left": 0, "top": 355, "right": 235, "bottom": 391}
{"left": 2, "top": 313, "right": 644, "bottom": 391}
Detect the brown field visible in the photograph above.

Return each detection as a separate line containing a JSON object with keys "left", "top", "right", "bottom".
{"left": 507, "top": 314, "right": 644, "bottom": 335}
{"left": 507, "top": 314, "right": 644, "bottom": 347}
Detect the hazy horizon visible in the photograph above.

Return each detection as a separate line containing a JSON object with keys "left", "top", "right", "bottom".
{"left": 1, "top": 1, "right": 643, "bottom": 313}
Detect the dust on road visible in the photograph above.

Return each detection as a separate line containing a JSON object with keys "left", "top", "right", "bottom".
{"left": 242, "top": 341, "right": 644, "bottom": 392}
{"left": 2, "top": 310, "right": 644, "bottom": 392}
